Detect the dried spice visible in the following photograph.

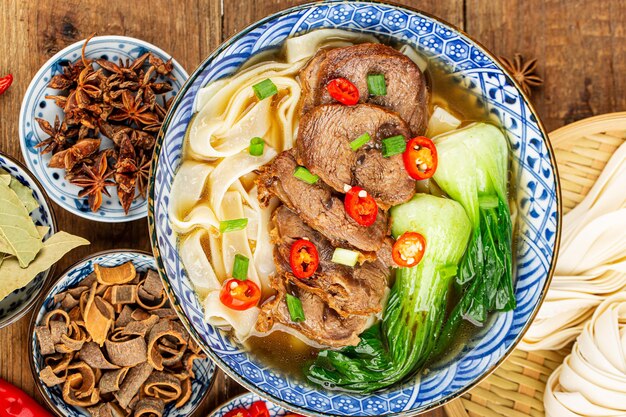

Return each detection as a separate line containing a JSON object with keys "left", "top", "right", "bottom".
{"left": 37, "top": 35, "right": 176, "bottom": 213}
{"left": 500, "top": 53, "right": 544, "bottom": 96}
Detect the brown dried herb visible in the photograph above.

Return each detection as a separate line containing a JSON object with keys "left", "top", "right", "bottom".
{"left": 500, "top": 53, "right": 543, "bottom": 96}
{"left": 34, "top": 116, "right": 78, "bottom": 154}
{"left": 70, "top": 153, "right": 115, "bottom": 212}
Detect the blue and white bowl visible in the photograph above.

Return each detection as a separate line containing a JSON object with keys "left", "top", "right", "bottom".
{"left": 209, "top": 392, "right": 295, "bottom": 417}
{"left": 28, "top": 250, "right": 216, "bottom": 417}
{"left": 149, "top": 2, "right": 561, "bottom": 416}
{"left": 0, "top": 152, "right": 57, "bottom": 329}
{"left": 19, "top": 35, "right": 188, "bottom": 223}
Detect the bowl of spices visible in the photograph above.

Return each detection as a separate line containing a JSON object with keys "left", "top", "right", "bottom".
{"left": 29, "top": 249, "right": 215, "bottom": 417}
{"left": 19, "top": 35, "right": 188, "bottom": 222}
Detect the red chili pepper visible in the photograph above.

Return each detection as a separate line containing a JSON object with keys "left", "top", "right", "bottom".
{"left": 402, "top": 136, "right": 438, "bottom": 180}
{"left": 289, "top": 239, "right": 319, "bottom": 279}
{"left": 326, "top": 78, "right": 359, "bottom": 106}
{"left": 249, "top": 401, "right": 270, "bottom": 417}
{"left": 0, "top": 74, "right": 13, "bottom": 95}
{"left": 392, "top": 232, "right": 426, "bottom": 268}
{"left": 0, "top": 378, "right": 53, "bottom": 417}
{"left": 344, "top": 186, "right": 378, "bottom": 227}
{"left": 224, "top": 408, "right": 252, "bottom": 417}
{"left": 283, "top": 414, "right": 306, "bottom": 417}
{"left": 219, "top": 278, "right": 261, "bottom": 311}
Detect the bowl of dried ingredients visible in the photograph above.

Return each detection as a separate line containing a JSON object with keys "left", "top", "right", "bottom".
{"left": 0, "top": 151, "right": 88, "bottom": 329}
{"left": 19, "top": 35, "right": 188, "bottom": 223}
{"left": 29, "top": 249, "right": 216, "bottom": 417}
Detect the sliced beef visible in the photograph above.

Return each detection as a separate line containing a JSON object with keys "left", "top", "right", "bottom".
{"left": 296, "top": 104, "right": 415, "bottom": 208}
{"left": 300, "top": 43, "right": 430, "bottom": 135}
{"left": 256, "top": 150, "right": 388, "bottom": 252}
{"left": 256, "top": 276, "right": 369, "bottom": 348}
{"left": 272, "top": 206, "right": 389, "bottom": 317}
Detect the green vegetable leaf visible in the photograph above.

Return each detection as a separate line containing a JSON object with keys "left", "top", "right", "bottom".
{"left": 0, "top": 231, "right": 89, "bottom": 302}
{"left": 0, "top": 181, "right": 43, "bottom": 267}
{"left": 9, "top": 177, "right": 39, "bottom": 213}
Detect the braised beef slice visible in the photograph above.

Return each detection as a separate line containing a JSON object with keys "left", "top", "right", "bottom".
{"left": 256, "top": 276, "right": 369, "bottom": 348}
{"left": 296, "top": 104, "right": 415, "bottom": 208}
{"left": 300, "top": 43, "right": 430, "bottom": 135}
{"left": 256, "top": 150, "right": 388, "bottom": 252}
{"left": 272, "top": 206, "right": 389, "bottom": 317}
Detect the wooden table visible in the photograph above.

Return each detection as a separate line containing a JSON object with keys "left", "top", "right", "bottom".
{"left": 1, "top": 0, "right": 624, "bottom": 416}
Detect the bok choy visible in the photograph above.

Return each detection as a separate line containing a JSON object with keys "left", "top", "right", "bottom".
{"left": 431, "top": 123, "right": 515, "bottom": 356}
{"left": 306, "top": 194, "right": 471, "bottom": 392}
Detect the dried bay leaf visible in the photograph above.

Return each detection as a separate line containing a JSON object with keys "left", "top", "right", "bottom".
{"left": 0, "top": 181, "right": 43, "bottom": 267}
{"left": 9, "top": 177, "right": 40, "bottom": 213}
{"left": 0, "top": 231, "right": 89, "bottom": 302}
{"left": 0, "top": 168, "right": 10, "bottom": 185}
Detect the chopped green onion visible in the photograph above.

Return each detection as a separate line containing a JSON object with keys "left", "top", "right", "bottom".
{"left": 350, "top": 132, "right": 371, "bottom": 151}
{"left": 331, "top": 248, "right": 360, "bottom": 267}
{"left": 219, "top": 218, "right": 248, "bottom": 233}
{"left": 367, "top": 74, "right": 387, "bottom": 96}
{"left": 232, "top": 254, "right": 249, "bottom": 281}
{"left": 286, "top": 294, "right": 305, "bottom": 322}
{"left": 293, "top": 166, "right": 319, "bottom": 185}
{"left": 381, "top": 135, "right": 406, "bottom": 158}
{"left": 249, "top": 137, "right": 265, "bottom": 156}
{"left": 252, "top": 79, "right": 278, "bottom": 100}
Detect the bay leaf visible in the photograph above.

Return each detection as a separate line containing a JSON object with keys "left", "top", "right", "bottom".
{"left": 0, "top": 225, "right": 48, "bottom": 255}
{"left": 0, "top": 181, "right": 43, "bottom": 267}
{"left": 0, "top": 168, "right": 10, "bottom": 186}
{"left": 9, "top": 177, "right": 40, "bottom": 213}
{"left": 0, "top": 231, "right": 89, "bottom": 302}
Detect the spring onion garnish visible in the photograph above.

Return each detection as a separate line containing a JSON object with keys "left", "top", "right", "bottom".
{"left": 249, "top": 137, "right": 265, "bottom": 156}
{"left": 286, "top": 294, "right": 305, "bottom": 322}
{"left": 381, "top": 135, "right": 406, "bottom": 158}
{"left": 350, "top": 132, "right": 371, "bottom": 151}
{"left": 293, "top": 166, "right": 319, "bottom": 185}
{"left": 219, "top": 218, "right": 248, "bottom": 233}
{"left": 331, "top": 248, "right": 360, "bottom": 267}
{"left": 252, "top": 79, "right": 278, "bottom": 100}
{"left": 367, "top": 74, "right": 387, "bottom": 96}
{"left": 232, "top": 254, "right": 249, "bottom": 281}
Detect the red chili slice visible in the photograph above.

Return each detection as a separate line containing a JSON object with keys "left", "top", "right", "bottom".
{"left": 326, "top": 78, "right": 359, "bottom": 105}
{"left": 219, "top": 278, "right": 261, "bottom": 311}
{"left": 344, "top": 186, "right": 378, "bottom": 227}
{"left": 392, "top": 232, "right": 426, "bottom": 268}
{"left": 249, "top": 401, "right": 270, "bottom": 417}
{"left": 289, "top": 239, "right": 319, "bottom": 279}
{"left": 0, "top": 74, "right": 13, "bottom": 95}
{"left": 224, "top": 409, "right": 252, "bottom": 417}
{"left": 402, "top": 136, "right": 438, "bottom": 180}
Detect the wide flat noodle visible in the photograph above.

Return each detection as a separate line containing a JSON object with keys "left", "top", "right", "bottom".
{"left": 105, "top": 337, "right": 147, "bottom": 367}
{"left": 179, "top": 229, "right": 220, "bottom": 299}
{"left": 114, "top": 361, "right": 153, "bottom": 409}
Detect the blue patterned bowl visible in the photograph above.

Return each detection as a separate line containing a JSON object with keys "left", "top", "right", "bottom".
{"left": 0, "top": 152, "right": 57, "bottom": 329}
{"left": 208, "top": 392, "right": 294, "bottom": 417}
{"left": 28, "top": 250, "right": 216, "bottom": 417}
{"left": 149, "top": 2, "right": 561, "bottom": 416}
{"left": 19, "top": 35, "right": 188, "bottom": 223}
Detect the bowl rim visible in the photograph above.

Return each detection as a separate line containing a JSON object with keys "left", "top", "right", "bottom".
{"left": 27, "top": 248, "right": 215, "bottom": 417}
{"left": 147, "top": 1, "right": 563, "bottom": 416}
{"left": 0, "top": 150, "right": 58, "bottom": 329}
{"left": 207, "top": 392, "right": 278, "bottom": 417}
{"left": 18, "top": 34, "right": 189, "bottom": 224}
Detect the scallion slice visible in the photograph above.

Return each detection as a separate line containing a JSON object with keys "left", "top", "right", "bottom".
{"left": 293, "top": 166, "right": 319, "bottom": 185}
{"left": 367, "top": 74, "right": 387, "bottom": 96}
{"left": 331, "top": 248, "right": 360, "bottom": 267}
{"left": 219, "top": 218, "right": 248, "bottom": 233}
{"left": 286, "top": 294, "right": 305, "bottom": 322}
{"left": 350, "top": 132, "right": 371, "bottom": 151}
{"left": 249, "top": 137, "right": 265, "bottom": 156}
{"left": 232, "top": 254, "right": 249, "bottom": 281}
{"left": 381, "top": 135, "right": 406, "bottom": 158}
{"left": 252, "top": 79, "right": 278, "bottom": 100}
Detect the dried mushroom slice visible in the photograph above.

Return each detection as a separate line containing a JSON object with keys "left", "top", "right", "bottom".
{"left": 99, "top": 367, "right": 130, "bottom": 395}
{"left": 79, "top": 341, "right": 120, "bottom": 369}
{"left": 114, "top": 361, "right": 153, "bottom": 409}
{"left": 142, "top": 372, "right": 182, "bottom": 403}
{"left": 105, "top": 336, "right": 147, "bottom": 367}
{"left": 95, "top": 262, "right": 136, "bottom": 285}
{"left": 40, "top": 365, "right": 67, "bottom": 387}
{"left": 134, "top": 397, "right": 165, "bottom": 417}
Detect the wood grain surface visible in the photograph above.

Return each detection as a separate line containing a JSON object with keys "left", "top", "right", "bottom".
{"left": 0, "top": 1, "right": 624, "bottom": 416}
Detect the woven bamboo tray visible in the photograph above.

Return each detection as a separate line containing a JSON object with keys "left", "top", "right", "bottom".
{"left": 443, "top": 112, "right": 626, "bottom": 417}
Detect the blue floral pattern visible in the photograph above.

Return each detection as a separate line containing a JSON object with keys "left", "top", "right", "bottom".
{"left": 149, "top": 2, "right": 560, "bottom": 416}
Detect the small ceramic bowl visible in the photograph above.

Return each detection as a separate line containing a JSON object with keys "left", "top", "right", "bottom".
{"left": 209, "top": 392, "right": 295, "bottom": 417}
{"left": 28, "top": 249, "right": 216, "bottom": 417}
{"left": 0, "top": 152, "right": 57, "bottom": 329}
{"left": 19, "top": 35, "right": 188, "bottom": 223}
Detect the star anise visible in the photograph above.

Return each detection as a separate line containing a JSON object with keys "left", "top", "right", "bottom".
{"left": 109, "top": 90, "right": 160, "bottom": 127}
{"left": 70, "top": 152, "right": 115, "bottom": 212}
{"left": 34, "top": 115, "right": 77, "bottom": 154}
{"left": 135, "top": 150, "right": 152, "bottom": 198}
{"left": 500, "top": 53, "right": 544, "bottom": 96}
{"left": 148, "top": 54, "right": 175, "bottom": 80}
{"left": 49, "top": 138, "right": 101, "bottom": 170}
